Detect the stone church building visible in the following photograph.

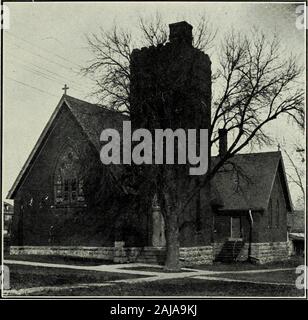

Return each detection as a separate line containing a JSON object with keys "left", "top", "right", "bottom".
{"left": 7, "top": 22, "right": 293, "bottom": 265}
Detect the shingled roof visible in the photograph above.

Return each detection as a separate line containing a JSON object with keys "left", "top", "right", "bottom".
{"left": 64, "top": 95, "right": 125, "bottom": 151}
{"left": 7, "top": 95, "right": 125, "bottom": 199}
{"left": 211, "top": 152, "right": 293, "bottom": 212}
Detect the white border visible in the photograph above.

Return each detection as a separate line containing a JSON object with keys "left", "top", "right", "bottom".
{"left": 1, "top": 0, "right": 307, "bottom": 301}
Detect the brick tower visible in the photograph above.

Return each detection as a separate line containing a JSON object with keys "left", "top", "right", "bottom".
{"left": 130, "top": 21, "right": 211, "bottom": 131}
{"left": 130, "top": 21, "right": 213, "bottom": 248}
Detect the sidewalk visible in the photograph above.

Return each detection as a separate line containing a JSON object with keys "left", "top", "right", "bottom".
{"left": 3, "top": 259, "right": 297, "bottom": 296}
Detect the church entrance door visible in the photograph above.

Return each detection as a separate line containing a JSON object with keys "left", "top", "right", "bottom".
{"left": 230, "top": 217, "right": 242, "bottom": 239}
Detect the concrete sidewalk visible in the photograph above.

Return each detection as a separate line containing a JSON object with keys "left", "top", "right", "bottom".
{"left": 3, "top": 259, "right": 297, "bottom": 296}
{"left": 4, "top": 259, "right": 295, "bottom": 275}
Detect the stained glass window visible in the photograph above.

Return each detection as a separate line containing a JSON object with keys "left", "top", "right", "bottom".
{"left": 54, "top": 147, "right": 85, "bottom": 205}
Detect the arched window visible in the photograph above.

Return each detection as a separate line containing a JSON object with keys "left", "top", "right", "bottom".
{"left": 54, "top": 147, "right": 85, "bottom": 205}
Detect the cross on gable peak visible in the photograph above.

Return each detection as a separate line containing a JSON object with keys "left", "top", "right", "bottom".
{"left": 62, "top": 84, "right": 69, "bottom": 95}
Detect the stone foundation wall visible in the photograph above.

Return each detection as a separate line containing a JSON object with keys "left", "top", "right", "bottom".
{"left": 252, "top": 242, "right": 289, "bottom": 264}
{"left": 114, "top": 246, "right": 167, "bottom": 264}
{"left": 10, "top": 242, "right": 288, "bottom": 265}
{"left": 214, "top": 242, "right": 289, "bottom": 264}
{"left": 10, "top": 246, "right": 114, "bottom": 260}
{"left": 9, "top": 245, "right": 213, "bottom": 266}
{"left": 180, "top": 246, "right": 213, "bottom": 266}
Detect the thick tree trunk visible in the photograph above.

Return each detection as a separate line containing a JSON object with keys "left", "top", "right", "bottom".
{"left": 164, "top": 208, "right": 180, "bottom": 271}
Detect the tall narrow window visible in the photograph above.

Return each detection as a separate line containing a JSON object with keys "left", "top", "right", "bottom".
{"left": 54, "top": 147, "right": 85, "bottom": 205}
{"left": 276, "top": 200, "right": 280, "bottom": 227}
{"left": 268, "top": 199, "right": 272, "bottom": 227}
{"left": 78, "top": 179, "right": 85, "bottom": 202}
{"left": 71, "top": 178, "right": 77, "bottom": 201}
{"left": 64, "top": 179, "right": 69, "bottom": 201}
{"left": 55, "top": 173, "right": 63, "bottom": 204}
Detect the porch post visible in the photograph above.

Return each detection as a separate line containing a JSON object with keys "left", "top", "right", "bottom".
{"left": 248, "top": 209, "right": 253, "bottom": 261}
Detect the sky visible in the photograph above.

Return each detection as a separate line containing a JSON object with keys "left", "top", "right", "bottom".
{"left": 2, "top": 1, "right": 306, "bottom": 206}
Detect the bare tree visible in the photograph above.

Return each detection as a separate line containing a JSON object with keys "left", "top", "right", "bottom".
{"left": 179, "top": 28, "right": 304, "bottom": 235}
{"left": 82, "top": 18, "right": 304, "bottom": 270}
{"left": 139, "top": 14, "right": 217, "bottom": 50}
{"left": 82, "top": 14, "right": 216, "bottom": 113}
{"left": 84, "top": 27, "right": 132, "bottom": 113}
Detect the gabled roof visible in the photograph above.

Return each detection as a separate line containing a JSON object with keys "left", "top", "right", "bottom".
{"left": 66, "top": 95, "right": 125, "bottom": 151}
{"left": 7, "top": 95, "right": 125, "bottom": 199}
{"left": 211, "top": 151, "right": 293, "bottom": 212}
{"left": 7, "top": 95, "right": 294, "bottom": 212}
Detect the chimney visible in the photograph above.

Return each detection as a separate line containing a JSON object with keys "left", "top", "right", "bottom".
{"left": 169, "top": 21, "right": 193, "bottom": 46}
{"left": 218, "top": 129, "right": 228, "bottom": 157}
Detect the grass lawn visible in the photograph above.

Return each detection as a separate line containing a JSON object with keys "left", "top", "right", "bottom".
{"left": 35, "top": 277, "right": 306, "bottom": 297}
{"left": 5, "top": 254, "right": 113, "bottom": 266}
{"left": 7, "top": 264, "right": 146, "bottom": 290}
{"left": 213, "top": 269, "right": 298, "bottom": 285}
{"left": 4, "top": 255, "right": 305, "bottom": 297}
{"left": 194, "top": 256, "right": 305, "bottom": 272}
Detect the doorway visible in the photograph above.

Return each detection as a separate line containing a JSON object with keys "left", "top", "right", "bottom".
{"left": 230, "top": 217, "right": 242, "bottom": 239}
